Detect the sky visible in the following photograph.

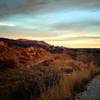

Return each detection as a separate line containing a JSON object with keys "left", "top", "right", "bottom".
{"left": 0, "top": 0, "right": 100, "bottom": 48}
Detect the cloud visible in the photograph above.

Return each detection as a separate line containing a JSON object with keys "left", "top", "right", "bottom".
{"left": 0, "top": 0, "right": 100, "bottom": 19}
{"left": 0, "top": 23, "right": 16, "bottom": 27}
{"left": 52, "top": 20, "right": 100, "bottom": 32}
{"left": 0, "top": 24, "right": 31, "bottom": 33}
{"left": 47, "top": 36, "right": 100, "bottom": 48}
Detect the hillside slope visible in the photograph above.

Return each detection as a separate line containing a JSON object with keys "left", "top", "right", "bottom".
{"left": 0, "top": 38, "right": 100, "bottom": 100}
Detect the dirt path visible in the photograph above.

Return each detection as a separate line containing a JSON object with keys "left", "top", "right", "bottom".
{"left": 75, "top": 74, "right": 100, "bottom": 100}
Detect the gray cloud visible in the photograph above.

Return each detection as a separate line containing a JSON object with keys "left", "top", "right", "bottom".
{"left": 64, "top": 36, "right": 100, "bottom": 41}
{"left": 0, "top": 24, "right": 36, "bottom": 33}
{"left": 0, "top": 0, "right": 100, "bottom": 19}
{"left": 52, "top": 20, "right": 100, "bottom": 32}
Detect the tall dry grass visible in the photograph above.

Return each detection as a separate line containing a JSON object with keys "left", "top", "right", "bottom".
{"left": 38, "top": 60, "right": 100, "bottom": 100}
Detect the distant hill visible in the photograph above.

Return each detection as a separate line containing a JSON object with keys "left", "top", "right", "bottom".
{"left": 0, "top": 37, "right": 100, "bottom": 66}
{"left": 0, "top": 37, "right": 51, "bottom": 48}
{"left": 0, "top": 37, "right": 72, "bottom": 53}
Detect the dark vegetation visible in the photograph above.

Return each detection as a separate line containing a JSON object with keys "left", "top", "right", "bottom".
{"left": 0, "top": 38, "right": 100, "bottom": 100}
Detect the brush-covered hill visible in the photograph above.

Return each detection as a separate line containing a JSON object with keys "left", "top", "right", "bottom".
{"left": 0, "top": 37, "right": 100, "bottom": 100}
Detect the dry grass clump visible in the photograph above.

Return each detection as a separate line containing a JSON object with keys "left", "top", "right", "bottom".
{"left": 0, "top": 65, "right": 64, "bottom": 100}
{"left": 39, "top": 59, "right": 100, "bottom": 100}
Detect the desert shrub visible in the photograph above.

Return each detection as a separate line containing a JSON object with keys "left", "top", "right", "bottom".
{"left": 76, "top": 51, "right": 95, "bottom": 64}
{"left": 0, "top": 58, "right": 18, "bottom": 69}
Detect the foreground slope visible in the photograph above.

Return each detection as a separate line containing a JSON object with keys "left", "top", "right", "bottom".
{"left": 0, "top": 38, "right": 100, "bottom": 100}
